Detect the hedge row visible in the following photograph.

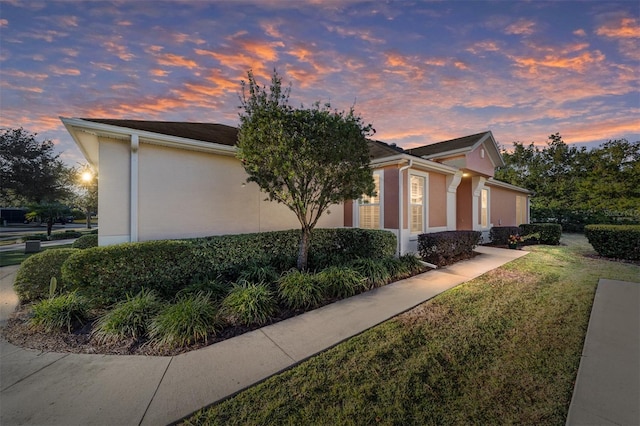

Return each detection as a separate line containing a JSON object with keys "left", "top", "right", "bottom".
{"left": 520, "top": 223, "right": 562, "bottom": 245}
{"left": 14, "top": 248, "right": 79, "bottom": 302}
{"left": 489, "top": 226, "right": 521, "bottom": 246}
{"left": 418, "top": 230, "right": 481, "bottom": 267}
{"left": 584, "top": 224, "right": 640, "bottom": 260}
{"left": 57, "top": 228, "right": 396, "bottom": 306}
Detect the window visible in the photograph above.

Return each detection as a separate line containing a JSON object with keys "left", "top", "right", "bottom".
{"left": 516, "top": 195, "right": 527, "bottom": 225}
{"left": 359, "top": 173, "right": 381, "bottom": 229}
{"left": 481, "top": 188, "right": 489, "bottom": 228}
{"left": 410, "top": 174, "right": 425, "bottom": 233}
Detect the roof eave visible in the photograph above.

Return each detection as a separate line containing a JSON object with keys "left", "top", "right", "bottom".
{"left": 60, "top": 117, "right": 238, "bottom": 156}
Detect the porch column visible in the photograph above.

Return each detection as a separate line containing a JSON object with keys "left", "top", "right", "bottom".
{"left": 446, "top": 171, "right": 463, "bottom": 230}
{"left": 471, "top": 176, "right": 486, "bottom": 231}
{"left": 130, "top": 134, "right": 139, "bottom": 242}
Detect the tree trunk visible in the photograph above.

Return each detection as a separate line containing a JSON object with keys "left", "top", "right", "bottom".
{"left": 297, "top": 227, "right": 311, "bottom": 271}
{"left": 85, "top": 207, "right": 91, "bottom": 229}
{"left": 46, "top": 217, "right": 53, "bottom": 237}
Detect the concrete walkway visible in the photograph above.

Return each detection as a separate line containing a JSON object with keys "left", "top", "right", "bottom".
{"left": 566, "top": 279, "right": 640, "bottom": 426}
{"left": 1, "top": 247, "right": 529, "bottom": 425}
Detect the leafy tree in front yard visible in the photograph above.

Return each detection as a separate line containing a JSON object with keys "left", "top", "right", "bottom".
{"left": 237, "top": 70, "right": 375, "bottom": 270}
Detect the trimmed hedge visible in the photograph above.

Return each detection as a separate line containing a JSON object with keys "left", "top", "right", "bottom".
{"left": 61, "top": 228, "right": 396, "bottom": 307}
{"left": 14, "top": 248, "right": 79, "bottom": 302}
{"left": 418, "top": 230, "right": 481, "bottom": 267}
{"left": 72, "top": 234, "right": 98, "bottom": 249}
{"left": 584, "top": 224, "right": 640, "bottom": 260}
{"left": 519, "top": 223, "right": 562, "bottom": 245}
{"left": 489, "top": 226, "right": 522, "bottom": 245}
{"left": 62, "top": 240, "right": 211, "bottom": 306}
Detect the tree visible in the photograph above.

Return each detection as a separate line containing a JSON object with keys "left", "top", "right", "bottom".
{"left": 0, "top": 128, "right": 72, "bottom": 206}
{"left": 74, "top": 164, "right": 98, "bottom": 229}
{"left": 495, "top": 133, "right": 640, "bottom": 230}
{"left": 1, "top": 128, "right": 76, "bottom": 236}
{"left": 237, "top": 70, "right": 375, "bottom": 270}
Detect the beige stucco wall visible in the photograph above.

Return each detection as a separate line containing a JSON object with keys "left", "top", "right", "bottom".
{"left": 98, "top": 139, "right": 343, "bottom": 245}
{"left": 98, "top": 137, "right": 131, "bottom": 245}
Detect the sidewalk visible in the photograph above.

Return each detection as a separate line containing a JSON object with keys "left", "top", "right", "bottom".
{"left": 1, "top": 247, "right": 528, "bottom": 425}
{"left": 566, "top": 279, "right": 640, "bottom": 426}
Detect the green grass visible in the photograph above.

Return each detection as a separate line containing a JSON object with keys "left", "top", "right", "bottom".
{"left": 0, "top": 244, "right": 74, "bottom": 267}
{"left": 184, "top": 234, "right": 640, "bottom": 425}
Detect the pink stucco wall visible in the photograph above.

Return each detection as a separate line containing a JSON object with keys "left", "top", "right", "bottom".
{"left": 429, "top": 172, "right": 447, "bottom": 228}
{"left": 383, "top": 166, "right": 399, "bottom": 229}
{"left": 456, "top": 177, "right": 473, "bottom": 230}
{"left": 465, "top": 144, "right": 495, "bottom": 177}
{"left": 489, "top": 186, "right": 516, "bottom": 226}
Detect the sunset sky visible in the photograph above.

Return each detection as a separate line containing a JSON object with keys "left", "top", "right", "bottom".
{"left": 1, "top": 0, "right": 638, "bottom": 166}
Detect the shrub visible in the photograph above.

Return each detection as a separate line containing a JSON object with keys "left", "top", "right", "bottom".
{"left": 92, "top": 288, "right": 164, "bottom": 343}
{"left": 238, "top": 262, "right": 280, "bottom": 288}
{"left": 381, "top": 256, "right": 410, "bottom": 280}
{"left": 148, "top": 292, "right": 219, "bottom": 349}
{"left": 349, "top": 258, "right": 391, "bottom": 289}
{"left": 179, "top": 276, "right": 231, "bottom": 303}
{"left": 62, "top": 240, "right": 212, "bottom": 307}
{"left": 30, "top": 291, "right": 89, "bottom": 333}
{"left": 519, "top": 223, "right": 562, "bottom": 245}
{"left": 14, "top": 248, "right": 79, "bottom": 303}
{"left": 418, "top": 230, "right": 481, "bottom": 267}
{"left": 221, "top": 282, "right": 278, "bottom": 326}
{"left": 190, "top": 228, "right": 397, "bottom": 273}
{"left": 72, "top": 234, "right": 98, "bottom": 249}
{"left": 584, "top": 224, "right": 640, "bottom": 260}
{"left": 316, "top": 266, "right": 366, "bottom": 299}
{"left": 489, "top": 226, "right": 522, "bottom": 245}
{"left": 277, "top": 270, "right": 324, "bottom": 309}
{"left": 50, "top": 230, "right": 83, "bottom": 240}
{"left": 398, "top": 254, "right": 428, "bottom": 274}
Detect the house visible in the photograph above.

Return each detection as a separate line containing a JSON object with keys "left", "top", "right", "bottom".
{"left": 61, "top": 117, "right": 531, "bottom": 253}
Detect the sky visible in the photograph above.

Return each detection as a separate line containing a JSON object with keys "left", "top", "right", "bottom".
{"left": 1, "top": 0, "right": 639, "bottom": 166}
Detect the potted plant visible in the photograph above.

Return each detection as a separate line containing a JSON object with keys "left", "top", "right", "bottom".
{"left": 508, "top": 234, "right": 524, "bottom": 249}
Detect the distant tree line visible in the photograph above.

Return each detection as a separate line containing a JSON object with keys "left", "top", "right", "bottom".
{"left": 495, "top": 133, "right": 640, "bottom": 231}
{"left": 1, "top": 128, "right": 97, "bottom": 234}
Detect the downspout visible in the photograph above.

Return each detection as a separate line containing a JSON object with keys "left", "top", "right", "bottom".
{"left": 130, "top": 134, "right": 139, "bottom": 242}
{"left": 398, "top": 159, "right": 412, "bottom": 256}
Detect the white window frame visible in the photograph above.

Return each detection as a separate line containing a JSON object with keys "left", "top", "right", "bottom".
{"left": 409, "top": 171, "right": 428, "bottom": 235}
{"left": 480, "top": 187, "right": 490, "bottom": 229}
{"left": 356, "top": 170, "right": 383, "bottom": 229}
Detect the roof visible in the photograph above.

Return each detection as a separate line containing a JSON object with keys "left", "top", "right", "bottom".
{"left": 82, "top": 119, "right": 238, "bottom": 147}
{"left": 407, "top": 131, "right": 491, "bottom": 158}
{"left": 367, "top": 139, "right": 405, "bottom": 160}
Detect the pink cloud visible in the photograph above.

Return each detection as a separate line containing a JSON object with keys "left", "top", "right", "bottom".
{"left": 2, "top": 69, "right": 48, "bottom": 80}
{"left": 596, "top": 17, "right": 640, "bottom": 39}
{"left": 156, "top": 53, "right": 199, "bottom": 69}
{"left": 505, "top": 19, "right": 536, "bottom": 36}
{"left": 103, "top": 40, "right": 135, "bottom": 61}
{"left": 49, "top": 65, "right": 81, "bottom": 76}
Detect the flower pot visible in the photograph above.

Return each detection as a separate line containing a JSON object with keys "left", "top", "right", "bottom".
{"left": 508, "top": 243, "right": 518, "bottom": 249}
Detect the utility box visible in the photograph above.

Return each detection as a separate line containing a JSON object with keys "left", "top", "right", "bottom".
{"left": 24, "top": 240, "right": 41, "bottom": 254}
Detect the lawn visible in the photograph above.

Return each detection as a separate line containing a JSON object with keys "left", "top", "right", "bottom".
{"left": 0, "top": 244, "right": 73, "bottom": 267}
{"left": 183, "top": 234, "right": 639, "bottom": 425}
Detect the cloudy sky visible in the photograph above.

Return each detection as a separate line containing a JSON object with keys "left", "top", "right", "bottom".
{"left": 1, "top": 0, "right": 638, "bottom": 165}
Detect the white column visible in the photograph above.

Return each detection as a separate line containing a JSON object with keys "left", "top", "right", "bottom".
{"left": 446, "top": 171, "right": 463, "bottom": 230}
{"left": 471, "top": 176, "right": 486, "bottom": 231}
{"left": 130, "top": 134, "right": 139, "bottom": 242}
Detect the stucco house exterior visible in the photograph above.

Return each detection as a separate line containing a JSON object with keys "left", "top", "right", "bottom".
{"left": 61, "top": 117, "right": 531, "bottom": 254}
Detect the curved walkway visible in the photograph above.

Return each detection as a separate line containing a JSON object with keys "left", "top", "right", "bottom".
{"left": 3, "top": 247, "right": 529, "bottom": 425}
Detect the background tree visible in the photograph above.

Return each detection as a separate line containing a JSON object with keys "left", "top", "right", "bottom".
{"left": 237, "top": 70, "right": 375, "bottom": 270}
{"left": 1, "top": 128, "right": 72, "bottom": 206}
{"left": 73, "top": 164, "right": 98, "bottom": 229}
{"left": 496, "top": 133, "right": 640, "bottom": 230}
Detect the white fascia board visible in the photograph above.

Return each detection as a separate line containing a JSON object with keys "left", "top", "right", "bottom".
{"left": 60, "top": 117, "right": 238, "bottom": 157}
{"left": 370, "top": 154, "right": 459, "bottom": 175}
{"left": 486, "top": 177, "right": 532, "bottom": 194}
{"left": 61, "top": 117, "right": 99, "bottom": 167}
{"left": 471, "top": 131, "right": 505, "bottom": 168}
